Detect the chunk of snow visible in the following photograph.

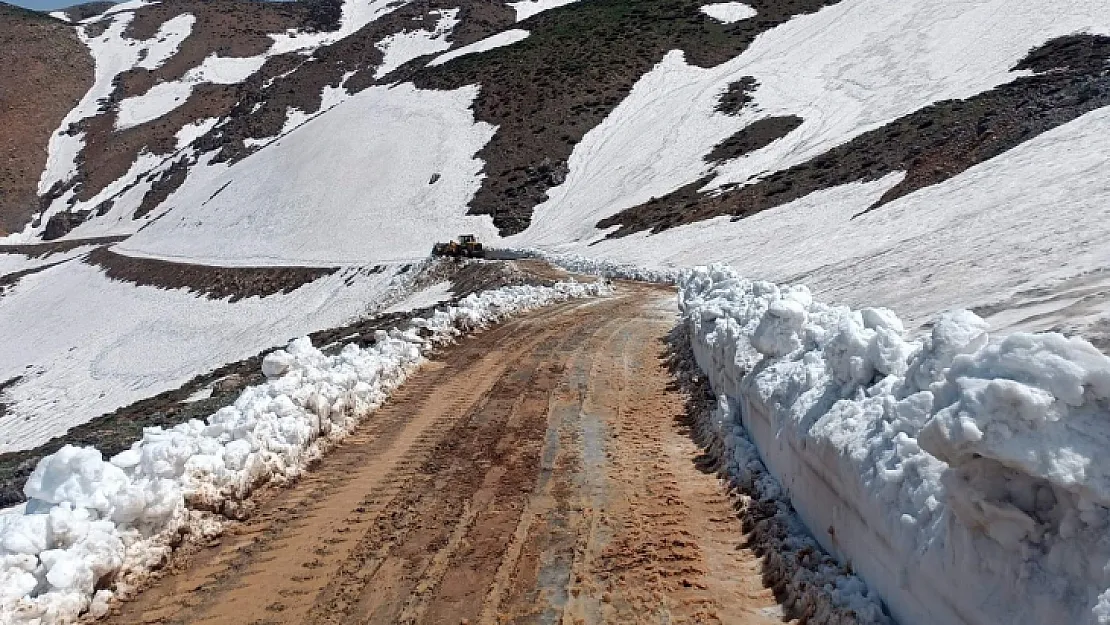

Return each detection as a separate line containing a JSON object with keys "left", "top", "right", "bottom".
{"left": 429, "top": 29, "right": 529, "bottom": 66}
{"left": 698, "top": 2, "right": 756, "bottom": 23}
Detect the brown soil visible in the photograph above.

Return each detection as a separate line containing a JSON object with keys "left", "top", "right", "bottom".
{"left": 0, "top": 3, "right": 92, "bottom": 234}
{"left": 105, "top": 284, "right": 787, "bottom": 624}
{"left": 62, "top": 1, "right": 115, "bottom": 22}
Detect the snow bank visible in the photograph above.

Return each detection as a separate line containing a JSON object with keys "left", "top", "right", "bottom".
{"left": 509, "top": 248, "right": 683, "bottom": 284}
{"left": 0, "top": 279, "right": 609, "bottom": 624}
{"left": 679, "top": 264, "right": 1110, "bottom": 625}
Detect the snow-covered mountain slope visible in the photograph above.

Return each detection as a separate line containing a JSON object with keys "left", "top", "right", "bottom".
{"left": 1, "top": 0, "right": 1109, "bottom": 483}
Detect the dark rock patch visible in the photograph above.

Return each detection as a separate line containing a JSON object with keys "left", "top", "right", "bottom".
{"left": 704, "top": 115, "right": 802, "bottom": 165}
{"left": 412, "top": 0, "right": 842, "bottom": 236}
{"left": 135, "top": 158, "right": 190, "bottom": 218}
{"left": 86, "top": 246, "right": 339, "bottom": 301}
{"left": 715, "top": 76, "right": 758, "bottom": 115}
{"left": 0, "top": 235, "right": 127, "bottom": 257}
{"left": 42, "top": 210, "right": 90, "bottom": 240}
{"left": 596, "top": 34, "right": 1110, "bottom": 237}
{"left": 61, "top": 1, "right": 115, "bottom": 22}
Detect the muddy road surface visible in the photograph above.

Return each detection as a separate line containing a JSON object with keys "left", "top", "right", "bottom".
{"left": 110, "top": 284, "right": 786, "bottom": 625}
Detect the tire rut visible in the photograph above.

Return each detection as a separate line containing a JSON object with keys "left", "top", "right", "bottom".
{"left": 106, "top": 288, "right": 788, "bottom": 625}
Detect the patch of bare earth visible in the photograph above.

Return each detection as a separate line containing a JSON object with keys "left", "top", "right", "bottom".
{"left": 0, "top": 4, "right": 92, "bottom": 234}
{"left": 104, "top": 284, "right": 787, "bottom": 624}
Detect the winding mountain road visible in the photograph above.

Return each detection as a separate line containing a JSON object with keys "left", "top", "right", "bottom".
{"left": 109, "top": 283, "right": 786, "bottom": 625}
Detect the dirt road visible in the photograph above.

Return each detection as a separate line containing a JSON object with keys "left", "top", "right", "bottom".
{"left": 110, "top": 284, "right": 786, "bottom": 625}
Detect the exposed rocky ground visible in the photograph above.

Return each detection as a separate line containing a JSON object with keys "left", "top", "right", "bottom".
{"left": 0, "top": 3, "right": 92, "bottom": 235}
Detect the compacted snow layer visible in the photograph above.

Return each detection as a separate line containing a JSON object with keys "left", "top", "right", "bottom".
{"left": 698, "top": 2, "right": 756, "bottom": 23}
{"left": 680, "top": 264, "right": 1110, "bottom": 625}
{"left": 0, "top": 279, "right": 610, "bottom": 624}
{"left": 116, "top": 83, "right": 500, "bottom": 267}
{"left": 429, "top": 28, "right": 530, "bottom": 66}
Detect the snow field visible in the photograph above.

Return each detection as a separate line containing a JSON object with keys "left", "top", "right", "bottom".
{"left": 520, "top": 104, "right": 1110, "bottom": 335}
{"left": 373, "top": 9, "right": 459, "bottom": 79}
{"left": 0, "top": 279, "right": 611, "bottom": 624}
{"left": 679, "top": 264, "right": 1110, "bottom": 625}
{"left": 429, "top": 29, "right": 530, "bottom": 66}
{"left": 508, "top": 0, "right": 580, "bottom": 22}
{"left": 116, "top": 83, "right": 501, "bottom": 267}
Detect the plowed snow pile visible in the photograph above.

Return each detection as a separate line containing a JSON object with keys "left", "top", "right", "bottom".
{"left": 680, "top": 264, "right": 1110, "bottom": 625}
{"left": 0, "top": 280, "right": 609, "bottom": 624}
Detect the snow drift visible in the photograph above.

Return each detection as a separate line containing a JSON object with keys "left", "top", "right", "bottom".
{"left": 679, "top": 264, "right": 1110, "bottom": 625}
{"left": 0, "top": 279, "right": 609, "bottom": 624}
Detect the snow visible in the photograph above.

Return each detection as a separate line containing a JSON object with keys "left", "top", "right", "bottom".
{"left": 518, "top": 0, "right": 1110, "bottom": 248}
{"left": 135, "top": 13, "right": 194, "bottom": 70}
{"left": 48, "top": 11, "right": 69, "bottom": 22}
{"left": 383, "top": 281, "right": 453, "bottom": 312}
{"left": 698, "top": 2, "right": 756, "bottom": 23}
{"left": 83, "top": 0, "right": 155, "bottom": 23}
{"left": 0, "top": 278, "right": 609, "bottom": 624}
{"left": 508, "top": 0, "right": 579, "bottom": 22}
{"left": 680, "top": 263, "right": 1110, "bottom": 625}
{"left": 429, "top": 29, "right": 529, "bottom": 66}
{"left": 115, "top": 83, "right": 500, "bottom": 267}
{"left": 116, "top": 54, "right": 268, "bottom": 130}
{"left": 373, "top": 9, "right": 460, "bottom": 79}
{"left": 0, "top": 260, "right": 407, "bottom": 452}
{"left": 0, "top": 247, "right": 94, "bottom": 281}
{"left": 174, "top": 118, "right": 219, "bottom": 151}
{"left": 35, "top": 13, "right": 142, "bottom": 200}
{"left": 516, "top": 105, "right": 1110, "bottom": 336}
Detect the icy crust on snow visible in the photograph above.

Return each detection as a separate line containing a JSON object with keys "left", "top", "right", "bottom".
{"left": 679, "top": 264, "right": 1110, "bottom": 625}
{"left": 0, "top": 279, "right": 609, "bottom": 624}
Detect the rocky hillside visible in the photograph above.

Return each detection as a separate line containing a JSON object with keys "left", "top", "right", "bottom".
{"left": 0, "top": 3, "right": 91, "bottom": 235}
{"left": 1, "top": 0, "right": 1109, "bottom": 452}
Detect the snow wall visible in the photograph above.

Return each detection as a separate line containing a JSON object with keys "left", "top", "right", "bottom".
{"left": 679, "top": 264, "right": 1110, "bottom": 625}
{"left": 0, "top": 280, "right": 610, "bottom": 624}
